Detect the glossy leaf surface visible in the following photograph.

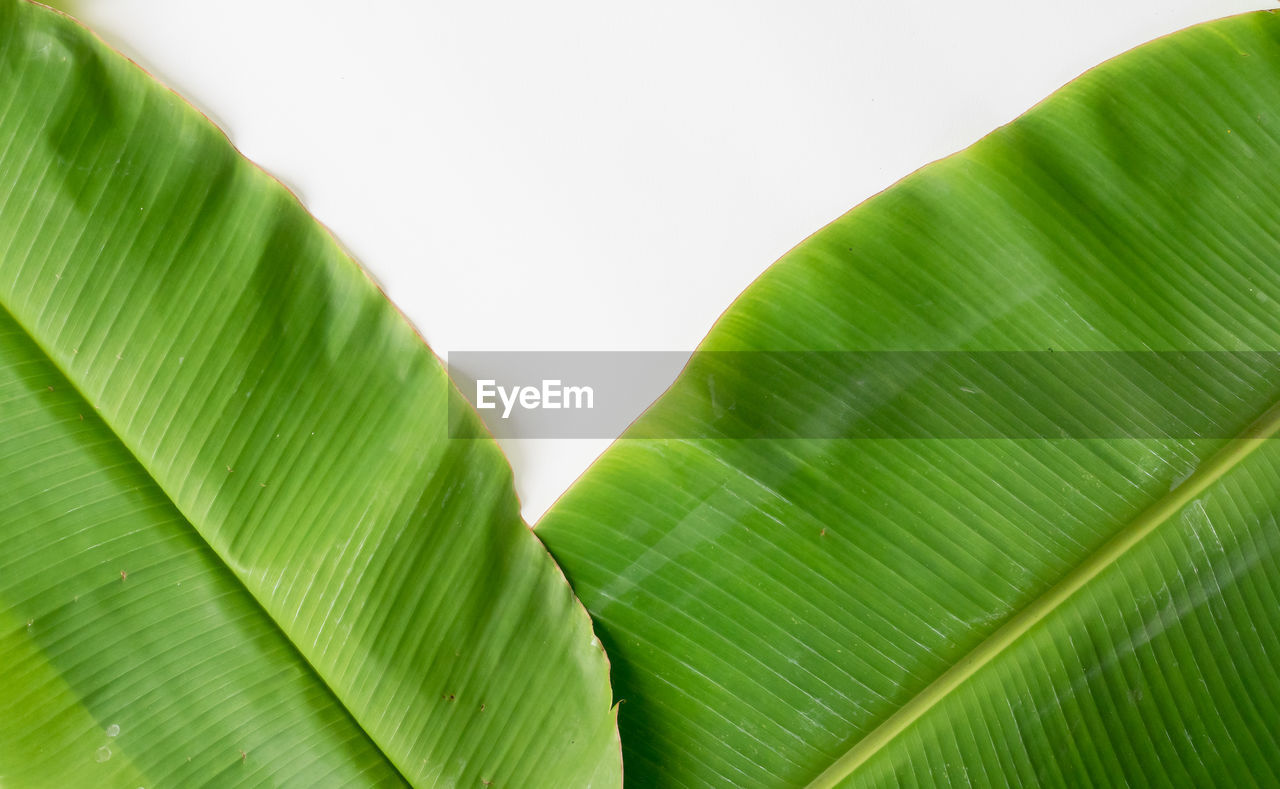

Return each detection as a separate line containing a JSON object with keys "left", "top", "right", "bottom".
{"left": 539, "top": 11, "right": 1280, "bottom": 787}
{"left": 0, "top": 2, "right": 619, "bottom": 786}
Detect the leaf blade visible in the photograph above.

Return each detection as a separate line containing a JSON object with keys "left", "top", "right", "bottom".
{"left": 0, "top": 1, "right": 620, "bottom": 785}
{"left": 0, "top": 306, "right": 407, "bottom": 786}
{"left": 539, "top": 10, "right": 1280, "bottom": 787}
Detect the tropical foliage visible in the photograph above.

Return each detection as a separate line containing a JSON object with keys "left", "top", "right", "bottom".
{"left": 3, "top": 2, "right": 1279, "bottom": 787}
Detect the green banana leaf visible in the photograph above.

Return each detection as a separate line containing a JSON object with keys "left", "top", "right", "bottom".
{"left": 9, "top": 0, "right": 1280, "bottom": 787}
{"left": 537, "top": 9, "right": 1280, "bottom": 787}
{"left": 0, "top": 2, "right": 619, "bottom": 786}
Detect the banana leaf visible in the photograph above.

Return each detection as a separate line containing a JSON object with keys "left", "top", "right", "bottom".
{"left": 538, "top": 10, "right": 1280, "bottom": 787}
{"left": 0, "top": 2, "right": 619, "bottom": 786}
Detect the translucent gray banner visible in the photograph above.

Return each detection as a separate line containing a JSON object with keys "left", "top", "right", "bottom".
{"left": 447, "top": 351, "right": 1280, "bottom": 439}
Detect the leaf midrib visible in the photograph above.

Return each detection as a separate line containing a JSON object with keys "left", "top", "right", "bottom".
{"left": 806, "top": 400, "right": 1280, "bottom": 787}
{"left": 0, "top": 297, "right": 411, "bottom": 786}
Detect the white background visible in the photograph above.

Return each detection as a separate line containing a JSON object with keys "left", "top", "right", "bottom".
{"left": 51, "top": 0, "right": 1268, "bottom": 521}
